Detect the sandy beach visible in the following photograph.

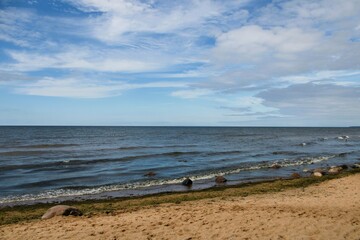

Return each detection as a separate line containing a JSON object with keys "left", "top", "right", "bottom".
{"left": 0, "top": 173, "right": 359, "bottom": 240}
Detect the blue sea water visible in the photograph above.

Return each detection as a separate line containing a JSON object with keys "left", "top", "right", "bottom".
{"left": 0, "top": 126, "right": 359, "bottom": 205}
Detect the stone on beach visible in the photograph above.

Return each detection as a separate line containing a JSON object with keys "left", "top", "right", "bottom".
{"left": 182, "top": 178, "right": 193, "bottom": 187}
{"left": 215, "top": 176, "right": 227, "bottom": 183}
{"left": 313, "top": 172, "right": 323, "bottom": 177}
{"left": 312, "top": 168, "right": 326, "bottom": 174}
{"left": 41, "top": 205, "right": 82, "bottom": 219}
{"left": 328, "top": 166, "right": 343, "bottom": 174}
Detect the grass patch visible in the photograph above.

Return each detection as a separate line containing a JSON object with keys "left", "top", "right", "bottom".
{"left": 1, "top": 168, "right": 359, "bottom": 226}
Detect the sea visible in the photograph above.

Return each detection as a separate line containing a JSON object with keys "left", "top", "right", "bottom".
{"left": 0, "top": 126, "right": 359, "bottom": 206}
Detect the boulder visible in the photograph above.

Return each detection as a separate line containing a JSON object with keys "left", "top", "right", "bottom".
{"left": 182, "top": 178, "right": 193, "bottom": 187}
{"left": 41, "top": 205, "right": 82, "bottom": 219}
{"left": 144, "top": 171, "right": 156, "bottom": 177}
{"left": 215, "top": 176, "right": 227, "bottom": 184}
{"left": 291, "top": 173, "right": 301, "bottom": 179}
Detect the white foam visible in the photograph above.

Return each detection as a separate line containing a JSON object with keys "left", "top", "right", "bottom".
{"left": 0, "top": 154, "right": 336, "bottom": 204}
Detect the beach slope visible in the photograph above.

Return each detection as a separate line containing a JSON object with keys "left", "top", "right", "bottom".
{"left": 1, "top": 174, "right": 359, "bottom": 240}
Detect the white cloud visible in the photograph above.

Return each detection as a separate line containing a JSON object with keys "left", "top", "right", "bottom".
{"left": 214, "top": 25, "right": 321, "bottom": 62}
{"left": 1, "top": 0, "right": 360, "bottom": 126}
{"left": 258, "top": 83, "right": 360, "bottom": 125}
{"left": 0, "top": 8, "right": 39, "bottom": 47}
{"left": 205, "top": 0, "right": 360, "bottom": 91}
{"left": 3, "top": 47, "right": 167, "bottom": 72}
{"left": 67, "top": 0, "right": 229, "bottom": 44}
{"left": 278, "top": 70, "right": 360, "bottom": 85}
{"left": 14, "top": 77, "right": 188, "bottom": 98}
{"left": 171, "top": 88, "right": 214, "bottom": 99}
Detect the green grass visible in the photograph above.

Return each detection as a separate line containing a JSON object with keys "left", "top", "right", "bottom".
{"left": 1, "top": 168, "right": 359, "bottom": 226}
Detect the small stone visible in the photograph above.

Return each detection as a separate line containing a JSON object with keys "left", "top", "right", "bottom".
{"left": 313, "top": 172, "right": 323, "bottom": 177}
{"left": 328, "top": 166, "right": 342, "bottom": 174}
{"left": 291, "top": 173, "right": 301, "bottom": 179}
{"left": 312, "top": 168, "right": 326, "bottom": 174}
{"left": 144, "top": 171, "right": 156, "bottom": 177}
{"left": 182, "top": 178, "right": 193, "bottom": 187}
{"left": 215, "top": 176, "right": 227, "bottom": 184}
{"left": 351, "top": 164, "right": 360, "bottom": 169}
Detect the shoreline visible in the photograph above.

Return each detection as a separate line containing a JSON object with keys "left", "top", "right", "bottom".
{"left": 1, "top": 168, "right": 359, "bottom": 226}
{"left": 1, "top": 169, "right": 359, "bottom": 239}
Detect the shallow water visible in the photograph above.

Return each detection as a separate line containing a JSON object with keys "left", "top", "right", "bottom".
{"left": 0, "top": 126, "right": 359, "bottom": 205}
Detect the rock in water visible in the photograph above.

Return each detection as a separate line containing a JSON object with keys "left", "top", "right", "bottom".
{"left": 144, "top": 171, "right": 156, "bottom": 177}
{"left": 339, "top": 164, "right": 348, "bottom": 170}
{"left": 270, "top": 164, "right": 281, "bottom": 169}
{"left": 182, "top": 178, "right": 193, "bottom": 187}
{"left": 351, "top": 164, "right": 360, "bottom": 169}
{"left": 215, "top": 176, "right": 227, "bottom": 183}
{"left": 42, "top": 205, "right": 82, "bottom": 219}
{"left": 291, "top": 173, "right": 301, "bottom": 179}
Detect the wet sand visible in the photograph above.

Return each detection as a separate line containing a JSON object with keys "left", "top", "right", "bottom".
{"left": 1, "top": 174, "right": 359, "bottom": 240}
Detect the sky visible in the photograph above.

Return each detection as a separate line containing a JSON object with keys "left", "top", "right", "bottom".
{"left": 0, "top": 0, "right": 360, "bottom": 126}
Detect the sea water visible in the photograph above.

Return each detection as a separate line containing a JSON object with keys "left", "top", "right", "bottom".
{"left": 0, "top": 126, "right": 359, "bottom": 205}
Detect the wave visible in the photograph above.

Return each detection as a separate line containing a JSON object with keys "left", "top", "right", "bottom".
{"left": 0, "top": 150, "right": 49, "bottom": 156}
{"left": 0, "top": 151, "right": 201, "bottom": 171}
{"left": 0, "top": 150, "right": 245, "bottom": 171}
{"left": 0, "top": 154, "right": 337, "bottom": 204}
{"left": 18, "top": 144, "right": 79, "bottom": 149}
{"left": 272, "top": 151, "right": 301, "bottom": 155}
{"left": 116, "top": 144, "right": 198, "bottom": 150}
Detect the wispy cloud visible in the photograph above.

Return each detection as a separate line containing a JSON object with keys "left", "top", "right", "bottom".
{"left": 14, "top": 77, "right": 188, "bottom": 98}
{"left": 3, "top": 47, "right": 166, "bottom": 72}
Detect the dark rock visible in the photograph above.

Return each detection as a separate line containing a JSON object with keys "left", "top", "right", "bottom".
{"left": 144, "top": 171, "right": 156, "bottom": 177}
{"left": 272, "top": 151, "right": 284, "bottom": 155}
{"left": 182, "top": 178, "right": 193, "bottom": 187}
{"left": 215, "top": 176, "right": 227, "bottom": 184}
{"left": 351, "top": 164, "right": 360, "bottom": 169}
{"left": 339, "top": 164, "right": 348, "bottom": 170}
{"left": 338, "top": 153, "right": 348, "bottom": 157}
{"left": 42, "top": 205, "right": 82, "bottom": 219}
{"left": 63, "top": 208, "right": 83, "bottom": 217}
{"left": 270, "top": 164, "right": 281, "bottom": 169}
{"left": 291, "top": 173, "right": 301, "bottom": 179}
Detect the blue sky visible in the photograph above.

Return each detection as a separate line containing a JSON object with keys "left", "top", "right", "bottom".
{"left": 0, "top": 0, "right": 360, "bottom": 126}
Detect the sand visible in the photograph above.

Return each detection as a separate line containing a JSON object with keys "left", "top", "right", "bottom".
{"left": 1, "top": 174, "right": 359, "bottom": 240}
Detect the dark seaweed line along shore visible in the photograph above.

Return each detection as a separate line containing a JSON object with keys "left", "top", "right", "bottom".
{"left": 1, "top": 168, "right": 359, "bottom": 226}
